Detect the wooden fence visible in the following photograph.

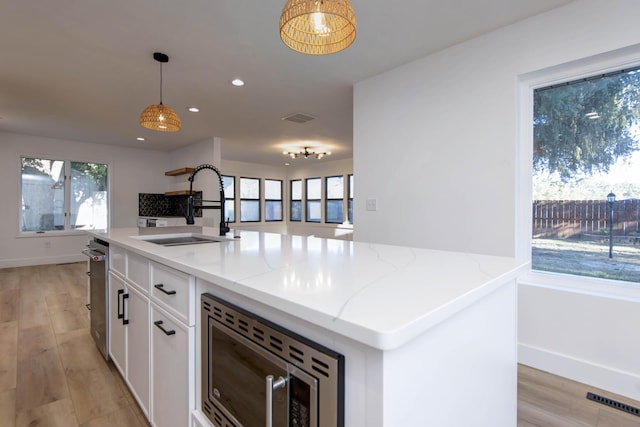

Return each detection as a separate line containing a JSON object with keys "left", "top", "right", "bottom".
{"left": 532, "top": 199, "right": 640, "bottom": 239}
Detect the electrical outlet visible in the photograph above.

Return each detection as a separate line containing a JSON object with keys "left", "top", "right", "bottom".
{"left": 366, "top": 199, "right": 377, "bottom": 211}
{"left": 44, "top": 241, "right": 51, "bottom": 248}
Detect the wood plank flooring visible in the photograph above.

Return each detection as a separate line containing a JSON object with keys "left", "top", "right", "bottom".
{"left": 1, "top": 262, "right": 639, "bottom": 426}
{"left": 518, "top": 364, "right": 640, "bottom": 426}
{"left": 0, "top": 262, "right": 148, "bottom": 427}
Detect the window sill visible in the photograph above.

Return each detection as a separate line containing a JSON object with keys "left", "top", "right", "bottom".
{"left": 17, "top": 230, "right": 92, "bottom": 239}
{"left": 519, "top": 269, "right": 640, "bottom": 302}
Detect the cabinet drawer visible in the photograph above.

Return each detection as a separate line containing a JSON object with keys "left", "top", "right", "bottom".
{"left": 127, "top": 252, "right": 150, "bottom": 294}
{"left": 110, "top": 245, "right": 126, "bottom": 277}
{"left": 150, "top": 262, "right": 194, "bottom": 325}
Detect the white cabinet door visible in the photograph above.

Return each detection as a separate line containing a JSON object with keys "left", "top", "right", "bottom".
{"left": 108, "top": 272, "right": 126, "bottom": 375}
{"left": 151, "top": 305, "right": 192, "bottom": 427}
{"left": 125, "top": 284, "right": 150, "bottom": 417}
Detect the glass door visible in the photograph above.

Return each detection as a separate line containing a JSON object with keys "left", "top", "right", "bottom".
{"left": 209, "top": 319, "right": 289, "bottom": 426}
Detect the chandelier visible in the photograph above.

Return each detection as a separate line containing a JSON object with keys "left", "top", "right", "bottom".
{"left": 279, "top": 0, "right": 357, "bottom": 55}
{"left": 139, "top": 52, "right": 182, "bottom": 132}
{"left": 284, "top": 147, "right": 331, "bottom": 159}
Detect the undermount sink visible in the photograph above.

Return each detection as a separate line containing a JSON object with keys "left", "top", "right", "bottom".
{"left": 132, "top": 233, "right": 230, "bottom": 247}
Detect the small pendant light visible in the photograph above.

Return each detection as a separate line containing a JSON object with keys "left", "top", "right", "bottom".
{"left": 279, "top": 0, "right": 357, "bottom": 55}
{"left": 139, "top": 52, "right": 181, "bottom": 132}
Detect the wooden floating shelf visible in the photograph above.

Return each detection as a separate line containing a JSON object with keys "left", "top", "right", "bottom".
{"left": 165, "top": 167, "right": 194, "bottom": 176}
{"left": 164, "top": 190, "right": 196, "bottom": 196}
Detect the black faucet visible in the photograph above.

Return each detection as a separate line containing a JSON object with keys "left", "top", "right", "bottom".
{"left": 185, "top": 164, "right": 230, "bottom": 236}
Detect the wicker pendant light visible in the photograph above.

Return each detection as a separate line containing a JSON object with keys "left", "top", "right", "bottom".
{"left": 279, "top": 0, "right": 356, "bottom": 55}
{"left": 139, "top": 52, "right": 181, "bottom": 132}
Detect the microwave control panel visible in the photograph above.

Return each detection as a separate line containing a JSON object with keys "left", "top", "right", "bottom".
{"left": 290, "top": 375, "right": 311, "bottom": 427}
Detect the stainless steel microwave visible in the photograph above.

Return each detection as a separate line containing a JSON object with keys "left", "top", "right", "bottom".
{"left": 201, "top": 293, "right": 344, "bottom": 427}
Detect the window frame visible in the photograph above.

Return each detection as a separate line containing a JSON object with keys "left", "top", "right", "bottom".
{"left": 305, "top": 177, "right": 322, "bottom": 223}
{"left": 348, "top": 174, "right": 354, "bottom": 224}
{"left": 324, "top": 175, "right": 344, "bottom": 224}
{"left": 19, "top": 156, "right": 109, "bottom": 234}
{"left": 264, "top": 178, "right": 283, "bottom": 222}
{"left": 290, "top": 179, "right": 302, "bottom": 222}
{"left": 517, "top": 47, "right": 640, "bottom": 296}
{"left": 221, "top": 175, "right": 236, "bottom": 223}
{"left": 239, "top": 176, "right": 261, "bottom": 223}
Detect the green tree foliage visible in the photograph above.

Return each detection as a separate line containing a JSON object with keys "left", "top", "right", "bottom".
{"left": 21, "top": 157, "right": 54, "bottom": 176}
{"left": 533, "top": 70, "right": 640, "bottom": 183}
{"left": 71, "top": 162, "right": 107, "bottom": 190}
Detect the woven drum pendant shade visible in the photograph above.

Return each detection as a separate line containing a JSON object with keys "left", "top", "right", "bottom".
{"left": 139, "top": 103, "right": 181, "bottom": 132}
{"left": 279, "top": 0, "right": 356, "bottom": 55}
{"left": 139, "top": 52, "right": 181, "bottom": 132}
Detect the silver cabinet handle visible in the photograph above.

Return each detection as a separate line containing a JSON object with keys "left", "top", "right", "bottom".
{"left": 265, "top": 375, "right": 286, "bottom": 427}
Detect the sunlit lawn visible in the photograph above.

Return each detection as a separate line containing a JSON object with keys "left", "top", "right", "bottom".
{"left": 532, "top": 238, "right": 640, "bottom": 283}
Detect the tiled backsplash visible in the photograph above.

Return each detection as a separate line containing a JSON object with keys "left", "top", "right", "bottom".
{"left": 138, "top": 192, "right": 202, "bottom": 218}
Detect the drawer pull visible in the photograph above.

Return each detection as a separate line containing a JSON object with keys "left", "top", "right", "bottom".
{"left": 117, "top": 289, "right": 124, "bottom": 319}
{"left": 154, "top": 320, "right": 176, "bottom": 336}
{"left": 154, "top": 283, "right": 177, "bottom": 295}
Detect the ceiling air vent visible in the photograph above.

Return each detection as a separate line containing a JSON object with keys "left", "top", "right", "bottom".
{"left": 282, "top": 112, "right": 315, "bottom": 124}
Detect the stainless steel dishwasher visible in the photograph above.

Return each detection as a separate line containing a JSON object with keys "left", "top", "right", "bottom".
{"left": 82, "top": 238, "right": 109, "bottom": 360}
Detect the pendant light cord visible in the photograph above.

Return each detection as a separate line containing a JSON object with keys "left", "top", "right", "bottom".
{"left": 159, "top": 62, "right": 164, "bottom": 105}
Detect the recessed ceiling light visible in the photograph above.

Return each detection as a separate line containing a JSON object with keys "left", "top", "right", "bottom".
{"left": 231, "top": 78, "right": 244, "bottom": 87}
{"left": 137, "top": 137, "right": 145, "bottom": 141}
{"left": 187, "top": 107, "right": 200, "bottom": 113}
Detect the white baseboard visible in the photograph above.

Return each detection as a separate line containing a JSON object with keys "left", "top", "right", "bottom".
{"left": 0, "top": 254, "right": 85, "bottom": 269}
{"left": 518, "top": 343, "right": 640, "bottom": 402}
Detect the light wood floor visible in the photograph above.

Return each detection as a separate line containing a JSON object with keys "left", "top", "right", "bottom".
{"left": 518, "top": 364, "right": 640, "bottom": 426}
{"left": 1, "top": 263, "right": 639, "bottom": 426}
{"left": 0, "top": 262, "right": 148, "bottom": 427}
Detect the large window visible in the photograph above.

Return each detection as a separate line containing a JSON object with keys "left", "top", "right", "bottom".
{"left": 290, "top": 180, "right": 302, "bottom": 222}
{"left": 265, "top": 179, "right": 283, "bottom": 221}
{"left": 222, "top": 175, "right": 235, "bottom": 223}
{"left": 21, "top": 157, "right": 108, "bottom": 232}
{"left": 305, "top": 178, "right": 321, "bottom": 222}
{"left": 217, "top": 173, "right": 353, "bottom": 226}
{"left": 325, "top": 176, "right": 344, "bottom": 223}
{"left": 531, "top": 67, "right": 640, "bottom": 283}
{"left": 240, "top": 177, "right": 260, "bottom": 222}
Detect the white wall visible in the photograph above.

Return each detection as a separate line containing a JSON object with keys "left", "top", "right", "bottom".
{"left": 518, "top": 279, "right": 640, "bottom": 401}
{"left": 166, "top": 137, "right": 219, "bottom": 195}
{"left": 353, "top": 0, "right": 640, "bottom": 401}
{"left": 168, "top": 138, "right": 221, "bottom": 228}
{"left": 0, "top": 131, "right": 169, "bottom": 267}
{"left": 354, "top": 0, "right": 640, "bottom": 257}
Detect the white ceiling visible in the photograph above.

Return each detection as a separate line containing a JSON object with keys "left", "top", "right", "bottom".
{"left": 0, "top": 0, "right": 574, "bottom": 166}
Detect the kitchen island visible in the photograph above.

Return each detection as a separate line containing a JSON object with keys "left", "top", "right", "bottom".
{"left": 89, "top": 226, "right": 527, "bottom": 427}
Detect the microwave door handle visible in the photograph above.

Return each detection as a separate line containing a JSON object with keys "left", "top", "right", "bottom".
{"left": 265, "top": 375, "right": 287, "bottom": 427}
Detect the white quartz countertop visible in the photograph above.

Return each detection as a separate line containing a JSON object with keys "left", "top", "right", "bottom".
{"left": 90, "top": 227, "right": 527, "bottom": 350}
